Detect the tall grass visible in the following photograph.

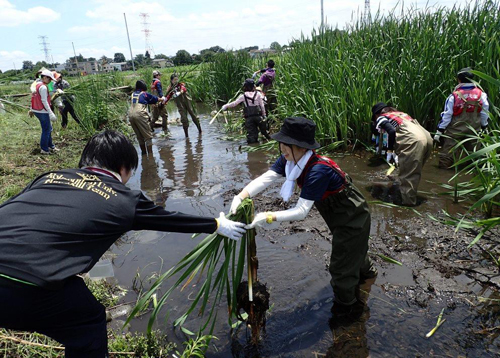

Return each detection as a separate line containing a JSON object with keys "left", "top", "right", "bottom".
{"left": 196, "top": 52, "right": 254, "bottom": 104}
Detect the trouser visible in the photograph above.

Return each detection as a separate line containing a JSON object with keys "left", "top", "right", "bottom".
{"left": 315, "top": 183, "right": 374, "bottom": 305}
{"left": 439, "top": 113, "right": 481, "bottom": 169}
{"left": 151, "top": 103, "right": 168, "bottom": 131}
{"left": 60, "top": 101, "right": 80, "bottom": 128}
{"left": 245, "top": 115, "right": 270, "bottom": 144}
{"left": 129, "top": 108, "right": 154, "bottom": 147}
{"left": 0, "top": 276, "right": 108, "bottom": 358}
{"left": 263, "top": 85, "right": 277, "bottom": 115}
{"left": 175, "top": 95, "right": 201, "bottom": 131}
{"left": 395, "top": 120, "right": 433, "bottom": 206}
{"left": 34, "top": 112, "right": 54, "bottom": 152}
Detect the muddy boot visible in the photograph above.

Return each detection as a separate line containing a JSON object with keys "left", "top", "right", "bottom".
{"left": 194, "top": 120, "right": 202, "bottom": 133}
{"left": 146, "top": 144, "right": 153, "bottom": 157}
{"left": 330, "top": 300, "right": 365, "bottom": 328}
{"left": 183, "top": 126, "right": 189, "bottom": 138}
{"left": 139, "top": 143, "right": 147, "bottom": 155}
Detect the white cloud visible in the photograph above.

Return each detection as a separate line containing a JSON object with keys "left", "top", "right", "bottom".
{"left": 0, "top": 0, "right": 60, "bottom": 27}
{"left": 0, "top": 50, "right": 32, "bottom": 71}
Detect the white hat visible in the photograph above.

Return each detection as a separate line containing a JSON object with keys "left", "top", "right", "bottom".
{"left": 40, "top": 69, "right": 56, "bottom": 81}
{"left": 153, "top": 70, "right": 161, "bottom": 76}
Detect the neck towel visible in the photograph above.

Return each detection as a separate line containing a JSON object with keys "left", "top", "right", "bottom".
{"left": 280, "top": 150, "right": 313, "bottom": 202}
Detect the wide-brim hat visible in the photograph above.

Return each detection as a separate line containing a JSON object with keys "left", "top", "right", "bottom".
{"left": 271, "top": 116, "right": 321, "bottom": 150}
{"left": 372, "top": 102, "right": 388, "bottom": 116}
{"left": 40, "top": 69, "right": 56, "bottom": 81}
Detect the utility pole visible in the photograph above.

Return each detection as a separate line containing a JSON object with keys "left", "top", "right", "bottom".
{"left": 140, "top": 13, "right": 154, "bottom": 56}
{"left": 72, "top": 42, "right": 80, "bottom": 76}
{"left": 38, "top": 35, "right": 51, "bottom": 65}
{"left": 321, "top": 0, "right": 324, "bottom": 30}
{"left": 123, "top": 13, "right": 135, "bottom": 72}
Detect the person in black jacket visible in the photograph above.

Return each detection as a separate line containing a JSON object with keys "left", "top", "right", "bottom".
{"left": 0, "top": 130, "right": 245, "bottom": 358}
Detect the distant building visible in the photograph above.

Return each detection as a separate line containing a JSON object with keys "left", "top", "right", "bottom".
{"left": 109, "top": 62, "right": 131, "bottom": 71}
{"left": 249, "top": 48, "right": 277, "bottom": 58}
{"left": 67, "top": 60, "right": 100, "bottom": 76}
{"left": 152, "top": 58, "right": 174, "bottom": 68}
{"left": 55, "top": 63, "right": 67, "bottom": 72}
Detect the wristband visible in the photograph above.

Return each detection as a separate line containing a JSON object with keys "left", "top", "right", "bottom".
{"left": 266, "top": 213, "right": 273, "bottom": 224}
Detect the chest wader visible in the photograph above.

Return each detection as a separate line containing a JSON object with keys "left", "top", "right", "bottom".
{"left": 313, "top": 177, "right": 374, "bottom": 306}
{"left": 394, "top": 119, "right": 433, "bottom": 206}
{"left": 129, "top": 94, "right": 153, "bottom": 153}
{"left": 174, "top": 92, "right": 201, "bottom": 137}
{"left": 263, "top": 82, "right": 277, "bottom": 114}
{"left": 243, "top": 93, "right": 270, "bottom": 144}
{"left": 439, "top": 110, "right": 482, "bottom": 169}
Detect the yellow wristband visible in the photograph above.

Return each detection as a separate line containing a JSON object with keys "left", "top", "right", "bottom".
{"left": 266, "top": 213, "right": 273, "bottom": 224}
{"left": 215, "top": 218, "right": 219, "bottom": 229}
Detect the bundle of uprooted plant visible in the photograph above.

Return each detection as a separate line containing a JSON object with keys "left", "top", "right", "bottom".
{"left": 126, "top": 198, "right": 270, "bottom": 346}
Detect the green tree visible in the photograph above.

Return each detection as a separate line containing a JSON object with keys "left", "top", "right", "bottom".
{"left": 113, "top": 52, "right": 126, "bottom": 63}
{"left": 201, "top": 50, "right": 215, "bottom": 62}
{"left": 270, "top": 41, "right": 281, "bottom": 51}
{"left": 173, "top": 50, "right": 193, "bottom": 65}
{"left": 134, "top": 54, "right": 145, "bottom": 65}
{"left": 22, "top": 60, "right": 34, "bottom": 70}
{"left": 154, "top": 53, "right": 168, "bottom": 59}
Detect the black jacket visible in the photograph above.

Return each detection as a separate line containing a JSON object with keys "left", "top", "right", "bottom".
{"left": 0, "top": 168, "right": 217, "bottom": 289}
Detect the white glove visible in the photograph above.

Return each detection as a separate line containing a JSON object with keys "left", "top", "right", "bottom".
{"left": 49, "top": 112, "right": 57, "bottom": 122}
{"left": 173, "top": 91, "right": 181, "bottom": 98}
{"left": 56, "top": 89, "right": 64, "bottom": 94}
{"left": 386, "top": 152, "right": 397, "bottom": 165}
{"left": 159, "top": 96, "right": 166, "bottom": 103}
{"left": 215, "top": 212, "right": 246, "bottom": 241}
{"left": 221, "top": 104, "right": 228, "bottom": 111}
{"left": 245, "top": 212, "right": 273, "bottom": 229}
{"left": 433, "top": 130, "right": 443, "bottom": 143}
{"left": 230, "top": 195, "right": 243, "bottom": 215}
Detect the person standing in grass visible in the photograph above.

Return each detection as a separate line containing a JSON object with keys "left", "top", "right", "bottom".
{"left": 150, "top": 70, "right": 169, "bottom": 133}
{"left": 30, "top": 69, "right": 59, "bottom": 155}
{"left": 434, "top": 67, "right": 490, "bottom": 169}
{"left": 0, "top": 130, "right": 246, "bottom": 358}
{"left": 54, "top": 73, "right": 81, "bottom": 129}
{"left": 165, "top": 74, "right": 201, "bottom": 137}
{"left": 221, "top": 78, "right": 271, "bottom": 144}
{"left": 253, "top": 59, "right": 277, "bottom": 115}
{"left": 371, "top": 102, "right": 433, "bottom": 206}
{"left": 230, "top": 117, "right": 376, "bottom": 322}
{"left": 128, "top": 80, "right": 164, "bottom": 156}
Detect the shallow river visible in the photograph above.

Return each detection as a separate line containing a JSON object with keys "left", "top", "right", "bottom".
{"left": 107, "top": 104, "right": 499, "bottom": 357}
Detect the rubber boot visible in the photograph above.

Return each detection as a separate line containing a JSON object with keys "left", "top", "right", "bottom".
{"left": 146, "top": 144, "right": 153, "bottom": 157}
{"left": 183, "top": 126, "right": 189, "bottom": 138}
{"left": 194, "top": 120, "right": 202, "bottom": 133}
{"left": 139, "top": 143, "right": 147, "bottom": 155}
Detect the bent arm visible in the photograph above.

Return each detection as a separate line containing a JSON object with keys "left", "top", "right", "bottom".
{"left": 225, "top": 94, "right": 245, "bottom": 109}
{"left": 438, "top": 95, "right": 454, "bottom": 131}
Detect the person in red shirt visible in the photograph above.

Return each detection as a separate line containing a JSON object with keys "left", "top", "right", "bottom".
{"left": 165, "top": 74, "right": 201, "bottom": 137}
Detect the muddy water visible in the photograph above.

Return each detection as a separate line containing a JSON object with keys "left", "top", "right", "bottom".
{"left": 109, "top": 105, "right": 499, "bottom": 357}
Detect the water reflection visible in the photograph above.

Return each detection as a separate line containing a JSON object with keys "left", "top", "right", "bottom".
{"left": 326, "top": 277, "right": 376, "bottom": 358}
{"left": 157, "top": 139, "right": 176, "bottom": 201}
{"left": 140, "top": 154, "right": 168, "bottom": 206}
{"left": 183, "top": 135, "right": 204, "bottom": 196}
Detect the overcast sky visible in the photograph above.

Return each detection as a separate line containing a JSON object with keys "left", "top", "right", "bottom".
{"left": 0, "top": 0, "right": 467, "bottom": 72}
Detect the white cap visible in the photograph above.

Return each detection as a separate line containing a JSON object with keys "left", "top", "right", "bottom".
{"left": 40, "top": 69, "right": 56, "bottom": 81}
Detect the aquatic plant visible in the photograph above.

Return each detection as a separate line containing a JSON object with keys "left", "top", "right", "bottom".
{"left": 127, "top": 198, "right": 269, "bottom": 345}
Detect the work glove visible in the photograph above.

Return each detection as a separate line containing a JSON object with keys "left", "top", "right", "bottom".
{"left": 56, "top": 89, "right": 64, "bottom": 94}
{"left": 28, "top": 110, "right": 34, "bottom": 118}
{"left": 244, "top": 212, "right": 274, "bottom": 229}
{"left": 49, "top": 112, "right": 57, "bottom": 122}
{"left": 229, "top": 195, "right": 243, "bottom": 215}
{"left": 433, "top": 130, "right": 444, "bottom": 143}
{"left": 386, "top": 152, "right": 398, "bottom": 166}
{"left": 173, "top": 91, "right": 181, "bottom": 98}
{"left": 221, "top": 104, "right": 228, "bottom": 111}
{"left": 215, "top": 212, "right": 246, "bottom": 241}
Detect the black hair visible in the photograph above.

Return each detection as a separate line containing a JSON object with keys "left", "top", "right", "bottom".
{"left": 457, "top": 68, "right": 474, "bottom": 83}
{"left": 170, "top": 73, "right": 178, "bottom": 81}
{"left": 79, "top": 130, "right": 138, "bottom": 174}
{"left": 267, "top": 59, "right": 275, "bottom": 68}
{"left": 372, "top": 106, "right": 398, "bottom": 122}
{"left": 135, "top": 80, "right": 148, "bottom": 92}
{"left": 243, "top": 79, "right": 255, "bottom": 92}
